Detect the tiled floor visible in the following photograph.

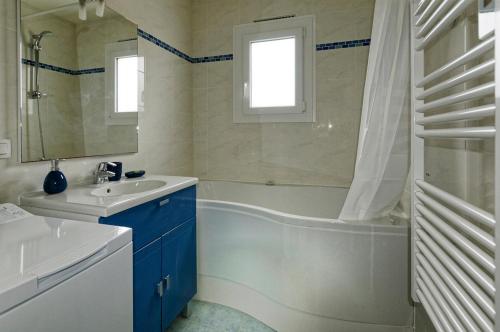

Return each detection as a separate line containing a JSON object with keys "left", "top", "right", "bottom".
{"left": 167, "top": 300, "right": 275, "bottom": 332}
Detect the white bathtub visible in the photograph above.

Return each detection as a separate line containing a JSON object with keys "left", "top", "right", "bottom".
{"left": 196, "top": 181, "right": 412, "bottom": 332}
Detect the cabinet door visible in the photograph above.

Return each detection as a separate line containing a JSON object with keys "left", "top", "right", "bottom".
{"left": 161, "top": 218, "right": 197, "bottom": 329}
{"left": 133, "top": 238, "right": 162, "bottom": 332}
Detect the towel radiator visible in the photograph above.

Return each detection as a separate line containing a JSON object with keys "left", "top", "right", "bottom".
{"left": 411, "top": 0, "right": 498, "bottom": 331}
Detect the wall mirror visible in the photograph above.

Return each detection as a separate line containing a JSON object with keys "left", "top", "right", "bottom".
{"left": 18, "top": 0, "right": 142, "bottom": 162}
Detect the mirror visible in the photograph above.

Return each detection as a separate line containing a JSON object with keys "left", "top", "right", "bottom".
{"left": 19, "top": 0, "right": 141, "bottom": 162}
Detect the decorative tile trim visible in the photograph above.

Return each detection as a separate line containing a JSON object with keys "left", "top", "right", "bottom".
{"left": 24, "top": 30, "right": 372, "bottom": 73}
{"left": 138, "top": 28, "right": 234, "bottom": 63}
{"left": 137, "top": 28, "right": 193, "bottom": 63}
{"left": 23, "top": 59, "right": 73, "bottom": 75}
{"left": 22, "top": 59, "right": 105, "bottom": 75}
{"left": 316, "top": 39, "right": 371, "bottom": 51}
{"left": 192, "top": 54, "right": 233, "bottom": 63}
{"left": 75, "top": 67, "right": 106, "bottom": 75}
{"left": 137, "top": 28, "right": 370, "bottom": 64}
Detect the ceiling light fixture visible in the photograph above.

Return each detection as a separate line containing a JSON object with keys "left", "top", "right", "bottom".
{"left": 78, "top": 0, "right": 106, "bottom": 21}
{"left": 78, "top": 0, "right": 87, "bottom": 20}
{"left": 96, "top": 0, "right": 105, "bottom": 17}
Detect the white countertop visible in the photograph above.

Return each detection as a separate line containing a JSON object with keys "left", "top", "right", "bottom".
{"left": 19, "top": 175, "right": 198, "bottom": 217}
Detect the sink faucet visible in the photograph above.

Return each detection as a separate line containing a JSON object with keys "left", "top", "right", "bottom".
{"left": 94, "top": 162, "right": 116, "bottom": 184}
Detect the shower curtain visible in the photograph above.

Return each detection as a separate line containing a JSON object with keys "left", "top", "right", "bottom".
{"left": 339, "top": 0, "right": 411, "bottom": 221}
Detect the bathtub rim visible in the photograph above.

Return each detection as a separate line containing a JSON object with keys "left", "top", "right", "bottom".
{"left": 197, "top": 199, "right": 408, "bottom": 235}
{"left": 197, "top": 179, "right": 349, "bottom": 219}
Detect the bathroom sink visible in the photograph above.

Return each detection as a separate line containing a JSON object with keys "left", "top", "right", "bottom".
{"left": 91, "top": 180, "right": 167, "bottom": 197}
{"left": 19, "top": 175, "right": 198, "bottom": 217}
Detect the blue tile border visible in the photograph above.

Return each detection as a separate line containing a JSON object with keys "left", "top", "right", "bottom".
{"left": 192, "top": 54, "right": 234, "bottom": 63}
{"left": 316, "top": 39, "right": 371, "bottom": 51}
{"left": 137, "top": 28, "right": 194, "bottom": 63}
{"left": 24, "top": 30, "right": 372, "bottom": 72}
{"left": 22, "top": 59, "right": 105, "bottom": 75}
{"left": 137, "top": 28, "right": 370, "bottom": 64}
{"left": 76, "top": 67, "right": 106, "bottom": 75}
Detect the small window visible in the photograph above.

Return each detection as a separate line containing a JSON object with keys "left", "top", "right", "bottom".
{"left": 116, "top": 56, "right": 138, "bottom": 113}
{"left": 105, "top": 40, "right": 143, "bottom": 125}
{"left": 250, "top": 37, "right": 296, "bottom": 108}
{"left": 233, "top": 16, "right": 315, "bottom": 123}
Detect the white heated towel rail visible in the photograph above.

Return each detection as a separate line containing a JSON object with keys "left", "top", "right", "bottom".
{"left": 410, "top": 0, "right": 499, "bottom": 331}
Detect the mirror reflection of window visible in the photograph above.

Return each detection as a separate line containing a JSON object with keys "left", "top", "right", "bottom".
{"left": 116, "top": 56, "right": 139, "bottom": 113}
{"left": 19, "top": 1, "right": 140, "bottom": 162}
{"left": 105, "top": 40, "right": 141, "bottom": 125}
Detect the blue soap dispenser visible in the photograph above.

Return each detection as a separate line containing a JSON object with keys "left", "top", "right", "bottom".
{"left": 43, "top": 159, "right": 68, "bottom": 195}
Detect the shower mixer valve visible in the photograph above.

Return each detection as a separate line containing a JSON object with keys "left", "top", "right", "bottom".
{"left": 28, "top": 90, "right": 48, "bottom": 100}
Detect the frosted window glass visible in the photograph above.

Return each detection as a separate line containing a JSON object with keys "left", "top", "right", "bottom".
{"left": 250, "top": 37, "right": 295, "bottom": 108}
{"left": 116, "top": 56, "right": 138, "bottom": 113}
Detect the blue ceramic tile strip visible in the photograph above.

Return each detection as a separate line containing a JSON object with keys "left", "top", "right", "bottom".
{"left": 22, "top": 59, "right": 105, "bottom": 75}
{"left": 137, "top": 28, "right": 371, "bottom": 64}
{"left": 316, "top": 38, "right": 371, "bottom": 51}
{"left": 76, "top": 67, "right": 106, "bottom": 74}
{"left": 137, "top": 28, "right": 194, "bottom": 63}
{"left": 192, "top": 54, "right": 234, "bottom": 63}
{"left": 24, "top": 30, "right": 372, "bottom": 73}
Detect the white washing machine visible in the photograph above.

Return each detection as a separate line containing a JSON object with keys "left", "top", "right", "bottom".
{"left": 0, "top": 203, "right": 133, "bottom": 332}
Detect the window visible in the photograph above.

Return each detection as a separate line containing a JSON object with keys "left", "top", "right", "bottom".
{"left": 250, "top": 37, "right": 295, "bottom": 108}
{"left": 233, "top": 16, "right": 315, "bottom": 123}
{"left": 105, "top": 40, "right": 143, "bottom": 125}
{"left": 116, "top": 56, "right": 138, "bottom": 113}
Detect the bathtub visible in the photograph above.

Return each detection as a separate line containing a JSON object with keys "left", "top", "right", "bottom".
{"left": 196, "top": 181, "right": 413, "bottom": 332}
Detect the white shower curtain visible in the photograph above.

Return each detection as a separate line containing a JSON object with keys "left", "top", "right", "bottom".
{"left": 339, "top": 0, "right": 411, "bottom": 221}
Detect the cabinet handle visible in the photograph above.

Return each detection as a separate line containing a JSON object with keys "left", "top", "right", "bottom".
{"left": 163, "top": 275, "right": 171, "bottom": 290}
{"left": 159, "top": 198, "right": 170, "bottom": 207}
{"left": 157, "top": 280, "right": 164, "bottom": 297}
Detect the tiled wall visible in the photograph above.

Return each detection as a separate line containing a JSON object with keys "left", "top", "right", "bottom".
{"left": 0, "top": 0, "right": 193, "bottom": 203}
{"left": 415, "top": 6, "right": 494, "bottom": 332}
{"left": 423, "top": 8, "right": 494, "bottom": 214}
{"left": 20, "top": 6, "right": 86, "bottom": 160}
{"left": 21, "top": 13, "right": 143, "bottom": 160}
{"left": 75, "top": 15, "right": 138, "bottom": 156}
{"left": 0, "top": 0, "right": 377, "bottom": 200}
{"left": 414, "top": 304, "right": 437, "bottom": 332}
{"left": 191, "top": 0, "right": 375, "bottom": 187}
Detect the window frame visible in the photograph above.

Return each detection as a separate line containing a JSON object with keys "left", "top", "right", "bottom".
{"left": 233, "top": 15, "right": 315, "bottom": 123}
{"left": 105, "top": 40, "right": 140, "bottom": 126}
{"left": 244, "top": 28, "right": 304, "bottom": 114}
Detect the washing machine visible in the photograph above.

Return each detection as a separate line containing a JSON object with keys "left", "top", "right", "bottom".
{"left": 0, "top": 203, "right": 133, "bottom": 332}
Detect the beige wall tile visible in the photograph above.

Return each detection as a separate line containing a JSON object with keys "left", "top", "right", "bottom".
{"left": 192, "top": 0, "right": 372, "bottom": 187}
{"left": 0, "top": 0, "right": 193, "bottom": 203}
{"left": 1, "top": 0, "right": 379, "bottom": 201}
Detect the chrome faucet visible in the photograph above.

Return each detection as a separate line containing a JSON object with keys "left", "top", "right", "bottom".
{"left": 94, "top": 162, "right": 116, "bottom": 184}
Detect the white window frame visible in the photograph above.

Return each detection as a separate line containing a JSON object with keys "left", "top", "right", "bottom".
{"left": 105, "top": 40, "right": 140, "bottom": 126}
{"left": 233, "top": 15, "right": 315, "bottom": 123}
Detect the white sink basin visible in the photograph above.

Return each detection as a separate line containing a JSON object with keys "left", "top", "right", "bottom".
{"left": 91, "top": 180, "right": 167, "bottom": 197}
{"left": 19, "top": 175, "right": 198, "bottom": 218}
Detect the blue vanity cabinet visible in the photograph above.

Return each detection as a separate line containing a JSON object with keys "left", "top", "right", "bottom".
{"left": 133, "top": 238, "right": 162, "bottom": 332}
{"left": 99, "top": 186, "right": 196, "bottom": 251}
{"left": 99, "top": 186, "right": 196, "bottom": 332}
{"left": 162, "top": 218, "right": 197, "bottom": 328}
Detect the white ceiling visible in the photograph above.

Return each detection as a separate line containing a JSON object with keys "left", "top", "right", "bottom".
{"left": 22, "top": 0, "right": 119, "bottom": 24}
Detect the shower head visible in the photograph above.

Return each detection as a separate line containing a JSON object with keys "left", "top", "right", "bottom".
{"left": 32, "top": 31, "right": 53, "bottom": 51}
